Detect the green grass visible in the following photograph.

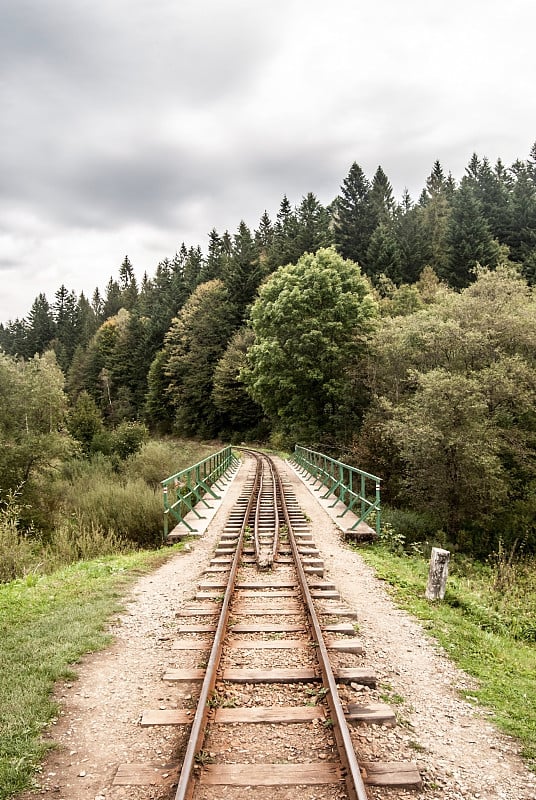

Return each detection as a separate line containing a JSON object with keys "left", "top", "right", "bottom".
{"left": 357, "top": 544, "right": 536, "bottom": 771}
{"left": 0, "top": 546, "right": 182, "bottom": 799}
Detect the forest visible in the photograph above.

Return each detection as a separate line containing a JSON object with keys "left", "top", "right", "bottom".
{"left": 1, "top": 144, "right": 536, "bottom": 561}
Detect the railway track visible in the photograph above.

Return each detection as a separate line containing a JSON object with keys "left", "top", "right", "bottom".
{"left": 135, "top": 450, "right": 421, "bottom": 799}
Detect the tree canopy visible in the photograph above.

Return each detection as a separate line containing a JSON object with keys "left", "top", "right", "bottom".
{"left": 244, "top": 247, "right": 378, "bottom": 440}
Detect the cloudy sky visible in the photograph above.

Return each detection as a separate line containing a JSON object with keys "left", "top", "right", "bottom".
{"left": 1, "top": 0, "right": 535, "bottom": 323}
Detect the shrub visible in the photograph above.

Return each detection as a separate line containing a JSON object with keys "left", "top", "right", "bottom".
{"left": 110, "top": 421, "right": 149, "bottom": 460}
{"left": 123, "top": 438, "right": 226, "bottom": 487}
{"left": 123, "top": 439, "right": 189, "bottom": 489}
{"left": 0, "top": 491, "right": 37, "bottom": 583}
{"left": 61, "top": 476, "right": 163, "bottom": 547}
{"left": 382, "top": 506, "right": 440, "bottom": 547}
{"left": 41, "top": 518, "right": 132, "bottom": 571}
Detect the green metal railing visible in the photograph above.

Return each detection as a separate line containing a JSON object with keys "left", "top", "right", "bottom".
{"left": 162, "top": 446, "right": 239, "bottom": 536}
{"left": 292, "top": 445, "right": 381, "bottom": 535}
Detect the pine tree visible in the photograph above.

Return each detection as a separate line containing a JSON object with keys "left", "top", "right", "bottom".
{"left": 369, "top": 166, "right": 395, "bottom": 226}
{"left": 420, "top": 160, "right": 452, "bottom": 276}
{"left": 102, "top": 278, "right": 122, "bottom": 319}
{"left": 295, "top": 192, "right": 333, "bottom": 255}
{"left": 222, "top": 221, "right": 262, "bottom": 323}
{"left": 333, "top": 162, "right": 375, "bottom": 270}
{"left": 76, "top": 293, "right": 98, "bottom": 348}
{"left": 255, "top": 211, "right": 275, "bottom": 276}
{"left": 445, "top": 178, "right": 500, "bottom": 287}
{"left": 118, "top": 255, "right": 138, "bottom": 310}
{"left": 367, "top": 223, "right": 403, "bottom": 283}
{"left": 270, "top": 195, "right": 300, "bottom": 268}
{"left": 53, "top": 285, "right": 79, "bottom": 370}
{"left": 506, "top": 162, "right": 536, "bottom": 275}
{"left": 470, "top": 156, "right": 511, "bottom": 242}
{"left": 199, "top": 229, "right": 225, "bottom": 283}
{"left": 183, "top": 246, "right": 203, "bottom": 291}
{"left": 163, "top": 280, "right": 236, "bottom": 437}
{"left": 27, "top": 294, "right": 55, "bottom": 355}
{"left": 394, "top": 191, "right": 429, "bottom": 283}
{"left": 91, "top": 288, "right": 104, "bottom": 321}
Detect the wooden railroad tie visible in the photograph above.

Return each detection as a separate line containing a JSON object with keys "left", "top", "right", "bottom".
{"left": 113, "top": 760, "right": 421, "bottom": 789}
{"left": 141, "top": 702, "right": 395, "bottom": 727}
{"left": 162, "top": 666, "right": 376, "bottom": 686}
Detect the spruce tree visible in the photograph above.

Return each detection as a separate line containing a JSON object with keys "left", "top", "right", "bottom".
{"left": 27, "top": 294, "right": 55, "bottom": 355}
{"left": 369, "top": 165, "right": 395, "bottom": 226}
{"left": 199, "top": 229, "right": 225, "bottom": 283}
{"left": 367, "top": 223, "right": 403, "bottom": 284}
{"left": 270, "top": 195, "right": 300, "bottom": 268}
{"left": 333, "top": 162, "right": 375, "bottom": 270}
{"left": 445, "top": 178, "right": 500, "bottom": 287}
{"left": 118, "top": 255, "right": 138, "bottom": 310}
{"left": 222, "top": 221, "right": 262, "bottom": 323}
{"left": 294, "top": 192, "right": 333, "bottom": 255}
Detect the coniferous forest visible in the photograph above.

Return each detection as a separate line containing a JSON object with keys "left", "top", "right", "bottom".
{"left": 1, "top": 145, "right": 536, "bottom": 558}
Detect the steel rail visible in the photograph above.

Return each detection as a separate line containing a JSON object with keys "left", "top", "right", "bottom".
{"left": 253, "top": 455, "right": 264, "bottom": 564}
{"left": 274, "top": 461, "right": 370, "bottom": 800}
{"left": 173, "top": 453, "right": 262, "bottom": 800}
{"left": 268, "top": 457, "right": 280, "bottom": 564}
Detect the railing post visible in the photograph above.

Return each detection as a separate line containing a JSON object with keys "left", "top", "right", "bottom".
{"left": 376, "top": 480, "right": 381, "bottom": 536}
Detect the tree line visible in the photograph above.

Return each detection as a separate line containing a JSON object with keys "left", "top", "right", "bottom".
{"left": 1, "top": 144, "right": 536, "bottom": 555}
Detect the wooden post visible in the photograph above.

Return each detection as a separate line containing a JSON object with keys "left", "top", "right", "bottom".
{"left": 425, "top": 547, "right": 450, "bottom": 600}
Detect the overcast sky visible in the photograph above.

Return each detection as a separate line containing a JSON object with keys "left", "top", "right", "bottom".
{"left": 1, "top": 0, "right": 535, "bottom": 323}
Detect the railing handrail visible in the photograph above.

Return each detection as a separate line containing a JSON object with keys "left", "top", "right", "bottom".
{"left": 161, "top": 446, "right": 238, "bottom": 536}
{"left": 294, "top": 445, "right": 381, "bottom": 483}
{"left": 293, "top": 445, "right": 381, "bottom": 535}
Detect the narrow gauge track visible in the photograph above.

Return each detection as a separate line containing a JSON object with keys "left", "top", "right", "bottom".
{"left": 141, "top": 450, "right": 420, "bottom": 800}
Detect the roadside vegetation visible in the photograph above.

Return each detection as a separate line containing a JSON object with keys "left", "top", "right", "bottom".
{"left": 0, "top": 436, "right": 215, "bottom": 797}
{"left": 358, "top": 531, "right": 536, "bottom": 772}
{"left": 0, "top": 546, "right": 185, "bottom": 800}
{"left": 0, "top": 434, "right": 218, "bottom": 583}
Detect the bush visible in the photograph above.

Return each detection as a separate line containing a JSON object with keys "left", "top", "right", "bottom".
{"left": 110, "top": 421, "right": 149, "bottom": 460}
{"left": 61, "top": 476, "right": 164, "bottom": 547}
{"left": 42, "top": 518, "right": 132, "bottom": 571}
{"left": 382, "top": 506, "right": 440, "bottom": 547}
{"left": 123, "top": 440, "right": 188, "bottom": 488}
{"left": 123, "top": 438, "right": 222, "bottom": 487}
{"left": 0, "top": 491, "right": 37, "bottom": 582}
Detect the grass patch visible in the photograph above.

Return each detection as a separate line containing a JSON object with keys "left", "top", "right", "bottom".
{"left": 0, "top": 545, "right": 181, "bottom": 799}
{"left": 357, "top": 544, "right": 536, "bottom": 771}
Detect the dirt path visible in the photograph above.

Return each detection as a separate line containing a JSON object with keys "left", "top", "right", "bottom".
{"left": 21, "top": 456, "right": 535, "bottom": 800}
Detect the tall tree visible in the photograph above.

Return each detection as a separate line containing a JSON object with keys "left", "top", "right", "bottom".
{"left": 419, "top": 160, "right": 452, "bottom": 276}
{"left": 394, "top": 191, "right": 429, "bottom": 283}
{"left": 53, "top": 285, "right": 79, "bottom": 370}
{"left": 294, "top": 192, "right": 333, "bottom": 255}
{"left": 183, "top": 246, "right": 203, "bottom": 291}
{"left": 506, "top": 161, "right": 536, "bottom": 278}
{"left": 244, "top": 247, "right": 378, "bottom": 440}
{"left": 102, "top": 278, "right": 122, "bottom": 319}
{"left": 269, "top": 195, "right": 300, "bottom": 268}
{"left": 222, "top": 221, "right": 263, "bottom": 323}
{"left": 369, "top": 165, "right": 395, "bottom": 226}
{"left": 212, "top": 327, "right": 265, "bottom": 435}
{"left": 367, "top": 223, "right": 403, "bottom": 283}
{"left": 333, "top": 162, "right": 375, "bottom": 271}
{"left": 26, "top": 294, "right": 55, "bottom": 355}
{"left": 163, "top": 280, "right": 236, "bottom": 437}
{"left": 118, "top": 255, "right": 138, "bottom": 310}
{"left": 199, "top": 229, "right": 226, "bottom": 283}
{"left": 445, "top": 178, "right": 500, "bottom": 287}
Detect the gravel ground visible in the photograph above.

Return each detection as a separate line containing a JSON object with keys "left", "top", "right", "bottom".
{"left": 20, "top": 455, "right": 536, "bottom": 800}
